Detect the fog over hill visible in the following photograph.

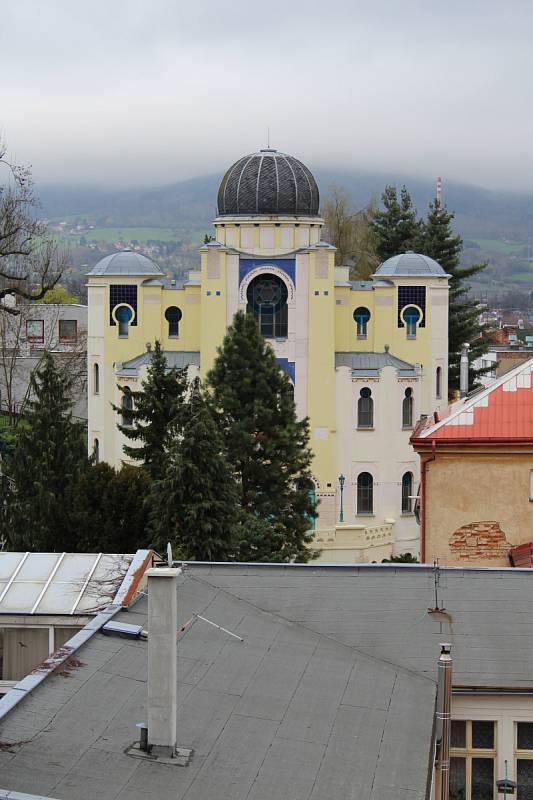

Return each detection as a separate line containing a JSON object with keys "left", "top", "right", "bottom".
{"left": 37, "top": 169, "right": 533, "bottom": 241}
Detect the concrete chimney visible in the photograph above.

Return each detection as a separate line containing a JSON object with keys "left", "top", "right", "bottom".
{"left": 146, "top": 566, "right": 180, "bottom": 757}
{"left": 459, "top": 343, "right": 470, "bottom": 398}
{"left": 435, "top": 643, "right": 453, "bottom": 800}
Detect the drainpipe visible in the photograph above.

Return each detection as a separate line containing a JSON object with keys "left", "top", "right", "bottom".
{"left": 459, "top": 343, "right": 470, "bottom": 398}
{"left": 146, "top": 566, "right": 180, "bottom": 757}
{"left": 435, "top": 643, "right": 453, "bottom": 800}
{"left": 420, "top": 439, "right": 436, "bottom": 563}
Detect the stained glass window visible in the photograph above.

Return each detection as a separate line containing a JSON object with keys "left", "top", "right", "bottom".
{"left": 398, "top": 285, "right": 426, "bottom": 328}
{"left": 246, "top": 274, "right": 288, "bottom": 339}
{"left": 110, "top": 285, "right": 137, "bottom": 326}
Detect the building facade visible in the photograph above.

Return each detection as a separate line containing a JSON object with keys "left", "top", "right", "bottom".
{"left": 87, "top": 149, "right": 449, "bottom": 558}
{"left": 412, "top": 356, "right": 533, "bottom": 566}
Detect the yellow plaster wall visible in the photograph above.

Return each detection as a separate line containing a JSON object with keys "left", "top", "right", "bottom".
{"left": 424, "top": 449, "right": 533, "bottom": 565}
{"left": 199, "top": 249, "right": 228, "bottom": 377}
{"left": 307, "top": 250, "right": 336, "bottom": 486}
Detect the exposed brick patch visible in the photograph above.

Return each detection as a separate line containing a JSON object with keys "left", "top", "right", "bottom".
{"left": 449, "top": 521, "right": 511, "bottom": 561}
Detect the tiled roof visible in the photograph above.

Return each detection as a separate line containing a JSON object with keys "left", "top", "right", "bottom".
{"left": 413, "top": 356, "right": 533, "bottom": 442}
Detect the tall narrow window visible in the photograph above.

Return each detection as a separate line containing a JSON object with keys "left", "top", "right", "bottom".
{"left": 115, "top": 305, "right": 133, "bottom": 338}
{"left": 357, "top": 387, "right": 373, "bottom": 428}
{"left": 165, "top": 306, "right": 182, "bottom": 338}
{"left": 402, "top": 388, "right": 413, "bottom": 428}
{"left": 93, "top": 363, "right": 100, "bottom": 395}
{"left": 436, "top": 366, "right": 442, "bottom": 399}
{"left": 121, "top": 390, "right": 134, "bottom": 427}
{"left": 403, "top": 306, "right": 421, "bottom": 338}
{"left": 402, "top": 472, "right": 413, "bottom": 513}
{"left": 357, "top": 472, "right": 373, "bottom": 514}
{"left": 246, "top": 273, "right": 288, "bottom": 339}
{"left": 353, "top": 307, "right": 371, "bottom": 338}
{"left": 93, "top": 438, "right": 99, "bottom": 464}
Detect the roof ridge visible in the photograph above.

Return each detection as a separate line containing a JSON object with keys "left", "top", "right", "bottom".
{"left": 185, "top": 572, "right": 435, "bottom": 687}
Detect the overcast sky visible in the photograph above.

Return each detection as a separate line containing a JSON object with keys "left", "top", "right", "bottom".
{"left": 2, "top": 0, "right": 532, "bottom": 191}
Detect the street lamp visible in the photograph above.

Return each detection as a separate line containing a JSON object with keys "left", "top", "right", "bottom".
{"left": 338, "top": 474, "right": 345, "bottom": 523}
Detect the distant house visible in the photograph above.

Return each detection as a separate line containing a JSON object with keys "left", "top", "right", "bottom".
{"left": 412, "top": 356, "right": 533, "bottom": 566}
{"left": 1, "top": 562, "right": 533, "bottom": 799}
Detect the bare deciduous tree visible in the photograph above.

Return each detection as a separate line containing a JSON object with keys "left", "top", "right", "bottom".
{"left": 0, "top": 141, "right": 66, "bottom": 312}
{"left": 323, "top": 186, "right": 380, "bottom": 280}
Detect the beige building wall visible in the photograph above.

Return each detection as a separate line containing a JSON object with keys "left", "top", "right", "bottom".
{"left": 423, "top": 447, "right": 533, "bottom": 566}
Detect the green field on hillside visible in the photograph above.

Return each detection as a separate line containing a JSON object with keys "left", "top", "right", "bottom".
{"left": 473, "top": 238, "right": 526, "bottom": 255}
{"left": 86, "top": 227, "right": 181, "bottom": 243}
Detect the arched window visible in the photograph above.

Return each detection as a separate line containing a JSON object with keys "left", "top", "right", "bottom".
{"left": 115, "top": 305, "right": 134, "bottom": 338}
{"left": 93, "top": 363, "right": 99, "bottom": 395}
{"left": 402, "top": 387, "right": 413, "bottom": 428}
{"left": 402, "top": 306, "right": 421, "bottom": 339}
{"left": 402, "top": 472, "right": 413, "bottom": 513}
{"left": 93, "top": 438, "right": 99, "bottom": 464}
{"left": 165, "top": 306, "right": 182, "bottom": 338}
{"left": 121, "top": 390, "right": 134, "bottom": 427}
{"left": 246, "top": 273, "right": 288, "bottom": 339}
{"left": 436, "top": 366, "right": 442, "bottom": 399}
{"left": 357, "top": 472, "right": 373, "bottom": 514}
{"left": 357, "top": 387, "right": 373, "bottom": 428}
{"left": 354, "top": 307, "right": 371, "bottom": 338}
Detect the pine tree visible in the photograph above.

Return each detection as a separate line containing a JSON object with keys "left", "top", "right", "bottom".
{"left": 115, "top": 341, "right": 187, "bottom": 481}
{"left": 370, "top": 185, "right": 422, "bottom": 262}
{"left": 149, "top": 378, "right": 239, "bottom": 561}
{"left": 419, "top": 200, "right": 488, "bottom": 392}
{"left": 8, "top": 352, "right": 87, "bottom": 551}
{"left": 75, "top": 463, "right": 152, "bottom": 552}
{"left": 207, "top": 311, "right": 317, "bottom": 562}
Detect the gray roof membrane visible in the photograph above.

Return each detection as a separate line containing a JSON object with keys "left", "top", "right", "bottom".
{"left": 335, "top": 350, "right": 417, "bottom": 376}
{"left": 374, "top": 251, "right": 446, "bottom": 277}
{"left": 119, "top": 350, "right": 200, "bottom": 373}
{"left": 1, "top": 564, "right": 531, "bottom": 800}
{"left": 87, "top": 250, "right": 164, "bottom": 277}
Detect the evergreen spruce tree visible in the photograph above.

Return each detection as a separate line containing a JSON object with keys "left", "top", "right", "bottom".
{"left": 419, "top": 199, "right": 488, "bottom": 392}
{"left": 370, "top": 185, "right": 422, "bottom": 262}
{"left": 207, "top": 311, "right": 317, "bottom": 562}
{"left": 115, "top": 340, "right": 187, "bottom": 481}
{"left": 149, "top": 378, "right": 239, "bottom": 561}
{"left": 75, "top": 463, "right": 152, "bottom": 552}
{"left": 8, "top": 352, "right": 87, "bottom": 551}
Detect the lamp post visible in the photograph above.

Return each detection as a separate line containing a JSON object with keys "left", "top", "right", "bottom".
{"left": 338, "top": 474, "right": 345, "bottom": 523}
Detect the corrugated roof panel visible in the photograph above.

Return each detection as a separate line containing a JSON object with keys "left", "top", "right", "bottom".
{"left": 16, "top": 553, "right": 60, "bottom": 582}
{"left": 2, "top": 582, "right": 43, "bottom": 612}
{"left": 0, "top": 553, "right": 25, "bottom": 581}
{"left": 38, "top": 581, "right": 83, "bottom": 615}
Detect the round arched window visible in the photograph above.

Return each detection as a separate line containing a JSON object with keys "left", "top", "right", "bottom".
{"left": 402, "top": 387, "right": 413, "bottom": 428}
{"left": 114, "top": 305, "right": 134, "bottom": 337}
{"left": 358, "top": 387, "right": 373, "bottom": 428}
{"left": 402, "top": 306, "right": 421, "bottom": 338}
{"left": 246, "top": 274, "right": 288, "bottom": 339}
{"left": 165, "top": 306, "right": 182, "bottom": 337}
{"left": 354, "top": 307, "right": 371, "bottom": 337}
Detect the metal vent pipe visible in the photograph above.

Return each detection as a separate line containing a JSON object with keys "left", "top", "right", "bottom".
{"left": 435, "top": 642, "right": 453, "bottom": 800}
{"left": 459, "top": 343, "right": 470, "bottom": 398}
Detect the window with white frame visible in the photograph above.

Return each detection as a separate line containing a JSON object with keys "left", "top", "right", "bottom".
{"left": 516, "top": 721, "right": 533, "bottom": 797}
{"left": 450, "top": 719, "right": 497, "bottom": 800}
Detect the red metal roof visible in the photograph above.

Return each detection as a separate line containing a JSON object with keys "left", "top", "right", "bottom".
{"left": 413, "top": 357, "right": 533, "bottom": 443}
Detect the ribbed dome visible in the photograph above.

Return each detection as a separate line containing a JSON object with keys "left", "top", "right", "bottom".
{"left": 218, "top": 149, "right": 320, "bottom": 216}
{"left": 87, "top": 249, "right": 164, "bottom": 277}
{"left": 374, "top": 251, "right": 447, "bottom": 277}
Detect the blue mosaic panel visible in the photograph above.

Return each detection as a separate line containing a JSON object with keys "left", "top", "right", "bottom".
{"left": 239, "top": 258, "right": 296, "bottom": 287}
{"left": 398, "top": 285, "right": 426, "bottom": 328}
{"left": 276, "top": 357, "right": 295, "bottom": 384}
{"left": 110, "top": 285, "right": 138, "bottom": 326}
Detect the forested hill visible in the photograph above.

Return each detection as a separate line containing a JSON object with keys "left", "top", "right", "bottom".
{"left": 37, "top": 169, "right": 533, "bottom": 241}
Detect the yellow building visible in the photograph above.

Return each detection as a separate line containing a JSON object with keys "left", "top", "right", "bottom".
{"left": 87, "top": 149, "right": 449, "bottom": 560}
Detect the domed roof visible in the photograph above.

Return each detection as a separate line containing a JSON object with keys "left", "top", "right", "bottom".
{"left": 374, "top": 251, "right": 447, "bottom": 277}
{"left": 87, "top": 249, "right": 164, "bottom": 277}
{"left": 217, "top": 149, "right": 320, "bottom": 216}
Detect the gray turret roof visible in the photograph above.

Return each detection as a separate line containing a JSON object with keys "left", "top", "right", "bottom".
{"left": 217, "top": 149, "right": 319, "bottom": 216}
{"left": 374, "top": 251, "right": 447, "bottom": 277}
{"left": 87, "top": 249, "right": 164, "bottom": 277}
